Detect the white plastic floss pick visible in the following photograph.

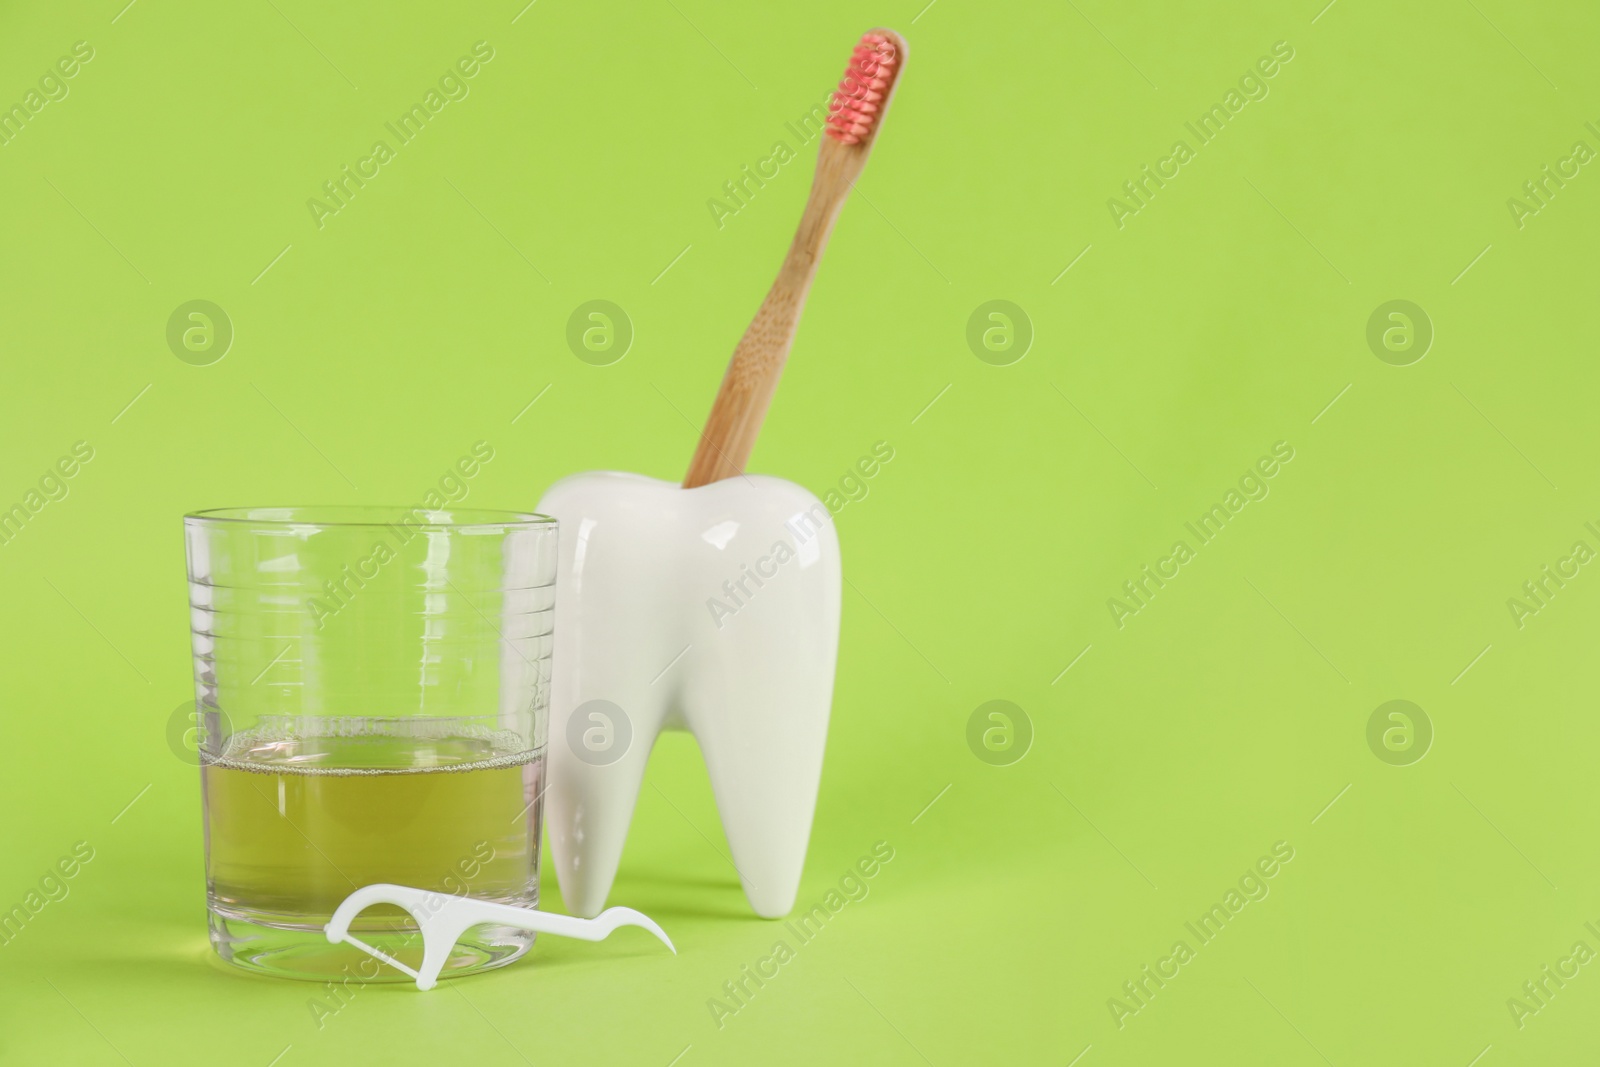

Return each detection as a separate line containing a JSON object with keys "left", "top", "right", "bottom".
{"left": 325, "top": 883, "right": 675, "bottom": 990}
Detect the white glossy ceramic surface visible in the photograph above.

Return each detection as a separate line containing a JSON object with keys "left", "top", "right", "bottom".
{"left": 536, "top": 472, "right": 841, "bottom": 919}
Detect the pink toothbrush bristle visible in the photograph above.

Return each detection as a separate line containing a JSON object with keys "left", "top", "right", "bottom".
{"left": 825, "top": 33, "right": 898, "bottom": 144}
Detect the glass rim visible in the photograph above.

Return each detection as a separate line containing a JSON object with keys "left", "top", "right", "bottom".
{"left": 184, "top": 505, "right": 556, "bottom": 531}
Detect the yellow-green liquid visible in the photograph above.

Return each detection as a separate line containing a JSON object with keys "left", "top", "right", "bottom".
{"left": 202, "top": 723, "right": 541, "bottom": 929}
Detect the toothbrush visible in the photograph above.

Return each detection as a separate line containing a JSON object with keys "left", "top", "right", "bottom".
{"left": 325, "top": 883, "right": 674, "bottom": 990}
{"left": 683, "top": 29, "right": 909, "bottom": 488}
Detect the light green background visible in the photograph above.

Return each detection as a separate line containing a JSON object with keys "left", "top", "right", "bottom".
{"left": 2, "top": 0, "right": 1597, "bottom": 1063}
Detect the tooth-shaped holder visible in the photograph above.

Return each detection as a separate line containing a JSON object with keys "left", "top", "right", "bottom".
{"left": 325, "top": 883, "right": 675, "bottom": 990}
{"left": 536, "top": 471, "right": 841, "bottom": 919}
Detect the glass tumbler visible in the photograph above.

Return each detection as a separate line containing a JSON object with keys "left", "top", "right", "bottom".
{"left": 183, "top": 506, "right": 557, "bottom": 982}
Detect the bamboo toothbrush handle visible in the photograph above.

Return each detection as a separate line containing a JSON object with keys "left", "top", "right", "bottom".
{"left": 683, "top": 147, "right": 862, "bottom": 488}
{"left": 683, "top": 29, "right": 906, "bottom": 489}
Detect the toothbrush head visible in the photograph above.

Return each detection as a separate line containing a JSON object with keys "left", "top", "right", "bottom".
{"left": 825, "top": 30, "right": 905, "bottom": 146}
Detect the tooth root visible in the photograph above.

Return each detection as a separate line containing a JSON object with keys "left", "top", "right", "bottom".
{"left": 543, "top": 554, "right": 675, "bottom": 917}
{"left": 547, "top": 702, "right": 663, "bottom": 920}
{"left": 538, "top": 472, "right": 840, "bottom": 919}
{"left": 688, "top": 654, "right": 834, "bottom": 918}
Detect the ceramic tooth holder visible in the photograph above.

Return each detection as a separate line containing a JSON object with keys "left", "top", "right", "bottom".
{"left": 536, "top": 472, "right": 841, "bottom": 919}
